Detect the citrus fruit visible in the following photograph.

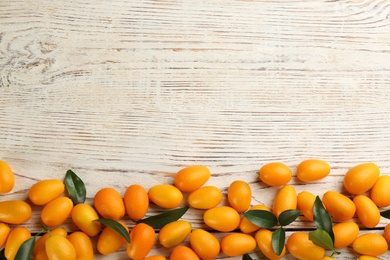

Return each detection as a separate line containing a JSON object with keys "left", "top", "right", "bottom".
{"left": 41, "top": 196, "right": 73, "bottom": 227}
{"left": 71, "top": 203, "right": 101, "bottom": 237}
{"left": 286, "top": 232, "right": 325, "bottom": 260}
{"left": 297, "top": 191, "right": 316, "bottom": 222}
{"left": 343, "top": 163, "right": 379, "bottom": 195}
{"left": 45, "top": 235, "right": 76, "bottom": 260}
{"left": 332, "top": 221, "right": 359, "bottom": 249}
{"left": 170, "top": 245, "right": 200, "bottom": 260}
{"left": 221, "top": 233, "right": 256, "bottom": 256}
{"left": 93, "top": 187, "right": 125, "bottom": 220}
{"left": 0, "top": 200, "right": 32, "bottom": 224}
{"left": 352, "top": 233, "right": 388, "bottom": 256}
{"left": 239, "top": 204, "right": 270, "bottom": 233}
{"left": 174, "top": 165, "right": 210, "bottom": 192}
{"left": 322, "top": 191, "right": 356, "bottom": 221}
{"left": 148, "top": 184, "right": 183, "bottom": 209}
{"left": 272, "top": 185, "right": 297, "bottom": 218}
{"left": 255, "top": 229, "right": 286, "bottom": 260}
{"left": 28, "top": 179, "right": 65, "bottom": 205}
{"left": 227, "top": 180, "right": 252, "bottom": 212}
{"left": 358, "top": 256, "right": 380, "bottom": 260}
{"left": 158, "top": 220, "right": 191, "bottom": 248}
{"left": 4, "top": 227, "right": 31, "bottom": 260}
{"left": 124, "top": 184, "right": 149, "bottom": 220}
{"left": 353, "top": 195, "right": 380, "bottom": 228}
{"left": 371, "top": 175, "right": 390, "bottom": 207}
{"left": 0, "top": 223, "right": 10, "bottom": 249}
{"left": 68, "top": 231, "right": 94, "bottom": 260}
{"left": 187, "top": 186, "right": 222, "bottom": 209}
{"left": 126, "top": 223, "right": 156, "bottom": 260}
{"left": 259, "top": 162, "right": 292, "bottom": 186}
{"left": 143, "top": 256, "right": 167, "bottom": 260}
{"left": 0, "top": 160, "right": 14, "bottom": 193}
{"left": 384, "top": 223, "right": 390, "bottom": 244}
{"left": 33, "top": 227, "right": 67, "bottom": 259}
{"left": 203, "top": 206, "right": 240, "bottom": 232}
{"left": 296, "top": 159, "right": 330, "bottom": 182}
{"left": 97, "top": 221, "right": 129, "bottom": 255}
{"left": 189, "top": 229, "right": 220, "bottom": 260}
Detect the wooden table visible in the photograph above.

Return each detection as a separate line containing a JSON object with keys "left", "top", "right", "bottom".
{"left": 1, "top": 0, "right": 390, "bottom": 259}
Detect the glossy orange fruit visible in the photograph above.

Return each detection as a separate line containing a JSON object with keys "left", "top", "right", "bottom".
{"left": 332, "top": 222, "right": 359, "bottom": 249}
{"left": 255, "top": 229, "right": 286, "bottom": 260}
{"left": 297, "top": 191, "right": 316, "bottom": 222}
{"left": 4, "top": 227, "right": 31, "bottom": 260}
{"left": 239, "top": 204, "right": 270, "bottom": 233}
{"left": 220, "top": 233, "right": 256, "bottom": 256}
{"left": 158, "top": 220, "right": 191, "bottom": 248}
{"left": 41, "top": 196, "right": 73, "bottom": 227}
{"left": 148, "top": 184, "right": 183, "bottom": 209}
{"left": 343, "top": 162, "right": 379, "bottom": 195}
{"left": 68, "top": 231, "right": 94, "bottom": 260}
{"left": 272, "top": 185, "right": 297, "bottom": 218}
{"left": 127, "top": 223, "right": 156, "bottom": 260}
{"left": 33, "top": 227, "right": 67, "bottom": 259}
{"left": 93, "top": 187, "right": 125, "bottom": 221}
{"left": 142, "top": 256, "right": 167, "bottom": 260}
{"left": 174, "top": 165, "right": 210, "bottom": 192}
{"left": 71, "top": 203, "right": 101, "bottom": 237}
{"left": 371, "top": 175, "right": 390, "bottom": 207}
{"left": 353, "top": 195, "right": 380, "bottom": 228}
{"left": 296, "top": 159, "right": 330, "bottom": 182}
{"left": 97, "top": 221, "right": 129, "bottom": 255}
{"left": 358, "top": 256, "right": 380, "bottom": 260}
{"left": 259, "top": 162, "right": 292, "bottom": 186}
{"left": 227, "top": 180, "right": 252, "bottom": 213}
{"left": 322, "top": 191, "right": 356, "bottom": 221}
{"left": 0, "top": 223, "right": 10, "bottom": 249}
{"left": 384, "top": 223, "right": 390, "bottom": 244}
{"left": 124, "top": 184, "right": 149, "bottom": 220}
{"left": 28, "top": 179, "right": 65, "bottom": 205}
{"left": 352, "top": 233, "right": 388, "bottom": 256}
{"left": 187, "top": 186, "right": 222, "bottom": 209}
{"left": 0, "top": 200, "right": 32, "bottom": 224}
{"left": 203, "top": 206, "right": 240, "bottom": 232}
{"left": 189, "top": 229, "right": 220, "bottom": 260}
{"left": 170, "top": 245, "right": 200, "bottom": 260}
{"left": 45, "top": 235, "right": 76, "bottom": 260}
{"left": 0, "top": 160, "right": 14, "bottom": 193}
{"left": 286, "top": 232, "right": 325, "bottom": 260}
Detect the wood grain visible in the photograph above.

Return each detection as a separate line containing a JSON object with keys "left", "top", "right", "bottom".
{"left": 1, "top": 0, "right": 390, "bottom": 259}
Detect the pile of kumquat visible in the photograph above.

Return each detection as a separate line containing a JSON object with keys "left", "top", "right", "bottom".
{"left": 1, "top": 159, "right": 390, "bottom": 260}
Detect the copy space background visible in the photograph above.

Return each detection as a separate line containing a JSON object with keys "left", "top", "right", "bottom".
{"left": 1, "top": 1, "right": 390, "bottom": 259}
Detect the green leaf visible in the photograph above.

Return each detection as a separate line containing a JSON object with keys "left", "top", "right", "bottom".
{"left": 272, "top": 227, "right": 286, "bottom": 256}
{"left": 14, "top": 237, "right": 36, "bottom": 260}
{"left": 309, "top": 229, "right": 340, "bottom": 255}
{"left": 65, "top": 169, "right": 87, "bottom": 204}
{"left": 244, "top": 210, "right": 278, "bottom": 229}
{"left": 242, "top": 253, "right": 253, "bottom": 260}
{"left": 278, "top": 209, "right": 301, "bottom": 226}
{"left": 313, "top": 196, "right": 334, "bottom": 242}
{"left": 380, "top": 209, "right": 390, "bottom": 219}
{"left": 136, "top": 207, "right": 189, "bottom": 229}
{"left": 94, "top": 218, "right": 130, "bottom": 243}
{"left": 0, "top": 248, "right": 5, "bottom": 260}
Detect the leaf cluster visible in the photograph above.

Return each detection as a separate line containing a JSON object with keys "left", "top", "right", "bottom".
{"left": 309, "top": 196, "right": 340, "bottom": 256}
{"left": 244, "top": 209, "right": 300, "bottom": 255}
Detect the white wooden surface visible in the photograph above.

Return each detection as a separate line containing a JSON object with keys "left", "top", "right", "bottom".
{"left": 1, "top": 0, "right": 390, "bottom": 259}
